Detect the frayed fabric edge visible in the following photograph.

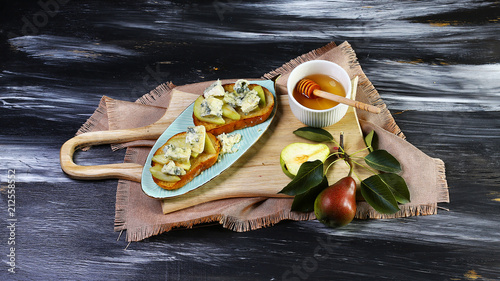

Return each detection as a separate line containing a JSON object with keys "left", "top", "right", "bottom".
{"left": 355, "top": 203, "right": 438, "bottom": 220}
{"left": 124, "top": 211, "right": 316, "bottom": 242}
{"left": 76, "top": 96, "right": 112, "bottom": 151}
{"left": 136, "top": 81, "right": 176, "bottom": 106}
{"left": 434, "top": 158, "right": 450, "bottom": 203}
{"left": 76, "top": 96, "right": 110, "bottom": 136}
{"left": 262, "top": 41, "right": 405, "bottom": 139}
{"left": 338, "top": 42, "right": 405, "bottom": 139}
{"left": 262, "top": 42, "right": 338, "bottom": 80}
{"left": 113, "top": 148, "right": 139, "bottom": 232}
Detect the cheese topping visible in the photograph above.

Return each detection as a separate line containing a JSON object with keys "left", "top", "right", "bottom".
{"left": 186, "top": 125, "right": 206, "bottom": 155}
{"left": 223, "top": 90, "right": 243, "bottom": 108}
{"left": 222, "top": 79, "right": 260, "bottom": 114}
{"left": 203, "top": 79, "right": 225, "bottom": 98}
{"left": 200, "top": 96, "right": 223, "bottom": 117}
{"left": 163, "top": 144, "right": 191, "bottom": 163}
{"left": 240, "top": 90, "right": 260, "bottom": 114}
{"left": 234, "top": 79, "right": 250, "bottom": 94}
{"left": 217, "top": 133, "right": 242, "bottom": 154}
{"left": 161, "top": 160, "right": 187, "bottom": 176}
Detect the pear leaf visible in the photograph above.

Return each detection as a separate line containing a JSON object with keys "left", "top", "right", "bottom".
{"left": 364, "top": 130, "right": 378, "bottom": 152}
{"left": 360, "top": 175, "right": 400, "bottom": 214}
{"left": 279, "top": 160, "right": 324, "bottom": 196}
{"left": 364, "top": 150, "right": 402, "bottom": 173}
{"left": 377, "top": 173, "right": 410, "bottom": 204}
{"left": 291, "top": 176, "right": 329, "bottom": 212}
{"left": 293, "top": 127, "right": 333, "bottom": 142}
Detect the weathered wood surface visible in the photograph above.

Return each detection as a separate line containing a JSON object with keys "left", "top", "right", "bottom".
{"left": 1, "top": 1, "right": 499, "bottom": 280}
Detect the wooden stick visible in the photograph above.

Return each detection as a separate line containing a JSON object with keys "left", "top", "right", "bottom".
{"left": 296, "top": 76, "right": 380, "bottom": 114}
{"left": 312, "top": 89, "right": 381, "bottom": 114}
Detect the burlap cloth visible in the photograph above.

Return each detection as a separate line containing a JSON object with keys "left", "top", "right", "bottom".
{"left": 77, "top": 42, "right": 449, "bottom": 242}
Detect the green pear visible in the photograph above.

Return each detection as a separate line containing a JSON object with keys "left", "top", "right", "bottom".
{"left": 193, "top": 96, "right": 225, "bottom": 125}
{"left": 251, "top": 85, "right": 266, "bottom": 107}
{"left": 203, "top": 132, "right": 217, "bottom": 154}
{"left": 222, "top": 104, "right": 241, "bottom": 120}
{"left": 280, "top": 143, "right": 330, "bottom": 178}
{"left": 149, "top": 165, "right": 181, "bottom": 182}
{"left": 314, "top": 176, "right": 357, "bottom": 227}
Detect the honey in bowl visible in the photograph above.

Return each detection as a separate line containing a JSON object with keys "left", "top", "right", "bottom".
{"left": 292, "top": 74, "right": 346, "bottom": 110}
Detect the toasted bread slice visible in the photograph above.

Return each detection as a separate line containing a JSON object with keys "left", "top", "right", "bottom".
{"left": 151, "top": 132, "right": 221, "bottom": 191}
{"left": 193, "top": 83, "right": 275, "bottom": 135}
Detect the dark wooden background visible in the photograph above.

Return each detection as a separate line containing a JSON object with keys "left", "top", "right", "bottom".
{"left": 1, "top": 1, "right": 499, "bottom": 280}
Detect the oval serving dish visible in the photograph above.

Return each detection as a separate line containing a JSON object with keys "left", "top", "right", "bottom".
{"left": 141, "top": 80, "right": 277, "bottom": 199}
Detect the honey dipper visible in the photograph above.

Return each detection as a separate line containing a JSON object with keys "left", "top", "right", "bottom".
{"left": 296, "top": 78, "right": 381, "bottom": 114}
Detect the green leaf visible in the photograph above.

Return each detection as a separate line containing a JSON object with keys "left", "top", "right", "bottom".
{"left": 364, "top": 130, "right": 378, "bottom": 152}
{"left": 360, "top": 175, "right": 400, "bottom": 214}
{"left": 291, "top": 176, "right": 329, "bottom": 212}
{"left": 364, "top": 150, "right": 402, "bottom": 173}
{"left": 377, "top": 173, "right": 410, "bottom": 204}
{"left": 279, "top": 160, "right": 324, "bottom": 196}
{"left": 293, "top": 127, "right": 333, "bottom": 142}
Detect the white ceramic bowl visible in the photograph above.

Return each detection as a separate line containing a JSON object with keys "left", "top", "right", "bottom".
{"left": 287, "top": 60, "right": 351, "bottom": 128}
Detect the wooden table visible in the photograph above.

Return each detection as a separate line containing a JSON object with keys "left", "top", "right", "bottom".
{"left": 1, "top": 1, "right": 499, "bottom": 280}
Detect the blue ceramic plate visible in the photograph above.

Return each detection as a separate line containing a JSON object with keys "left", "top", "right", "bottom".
{"left": 141, "top": 80, "right": 277, "bottom": 199}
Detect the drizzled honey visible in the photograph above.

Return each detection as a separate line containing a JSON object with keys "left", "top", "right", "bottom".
{"left": 292, "top": 74, "right": 346, "bottom": 110}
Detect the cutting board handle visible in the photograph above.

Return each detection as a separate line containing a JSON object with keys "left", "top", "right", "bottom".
{"left": 60, "top": 125, "right": 164, "bottom": 182}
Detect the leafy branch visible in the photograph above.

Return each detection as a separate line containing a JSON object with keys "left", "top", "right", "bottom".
{"left": 279, "top": 127, "right": 410, "bottom": 214}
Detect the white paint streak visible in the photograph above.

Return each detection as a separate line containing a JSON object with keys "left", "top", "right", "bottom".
{"left": 8, "top": 35, "right": 137, "bottom": 64}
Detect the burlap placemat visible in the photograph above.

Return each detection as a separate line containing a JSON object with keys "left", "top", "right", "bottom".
{"left": 77, "top": 41, "right": 449, "bottom": 242}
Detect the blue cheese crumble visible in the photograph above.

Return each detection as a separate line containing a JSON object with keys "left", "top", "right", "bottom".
{"left": 161, "top": 160, "right": 187, "bottom": 176}
{"left": 203, "top": 79, "right": 225, "bottom": 98}
{"left": 200, "top": 96, "right": 223, "bottom": 117}
{"left": 163, "top": 144, "right": 191, "bottom": 163}
{"left": 234, "top": 79, "right": 250, "bottom": 94}
{"left": 222, "top": 79, "right": 260, "bottom": 114}
{"left": 217, "top": 133, "right": 242, "bottom": 154}
{"left": 240, "top": 90, "right": 260, "bottom": 114}
{"left": 186, "top": 125, "right": 206, "bottom": 155}
{"left": 223, "top": 90, "right": 243, "bottom": 108}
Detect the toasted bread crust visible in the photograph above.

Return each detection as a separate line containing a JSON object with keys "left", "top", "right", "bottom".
{"left": 151, "top": 132, "right": 221, "bottom": 190}
{"left": 193, "top": 83, "right": 275, "bottom": 135}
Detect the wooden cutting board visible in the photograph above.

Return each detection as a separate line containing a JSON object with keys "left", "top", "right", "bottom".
{"left": 160, "top": 88, "right": 371, "bottom": 214}
{"left": 60, "top": 80, "right": 371, "bottom": 214}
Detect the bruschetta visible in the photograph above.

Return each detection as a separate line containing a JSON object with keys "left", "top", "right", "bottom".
{"left": 149, "top": 125, "right": 221, "bottom": 190}
{"left": 192, "top": 79, "right": 275, "bottom": 136}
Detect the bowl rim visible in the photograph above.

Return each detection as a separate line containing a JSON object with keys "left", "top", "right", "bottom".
{"left": 287, "top": 60, "right": 351, "bottom": 113}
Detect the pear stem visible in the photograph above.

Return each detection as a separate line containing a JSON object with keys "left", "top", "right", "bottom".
{"left": 326, "top": 152, "right": 342, "bottom": 160}
{"left": 324, "top": 158, "right": 343, "bottom": 175}
{"left": 339, "top": 131, "right": 344, "bottom": 155}
{"left": 352, "top": 169, "right": 362, "bottom": 183}
{"left": 346, "top": 158, "right": 353, "bottom": 177}
{"left": 350, "top": 146, "right": 371, "bottom": 157}
{"left": 337, "top": 132, "right": 354, "bottom": 177}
